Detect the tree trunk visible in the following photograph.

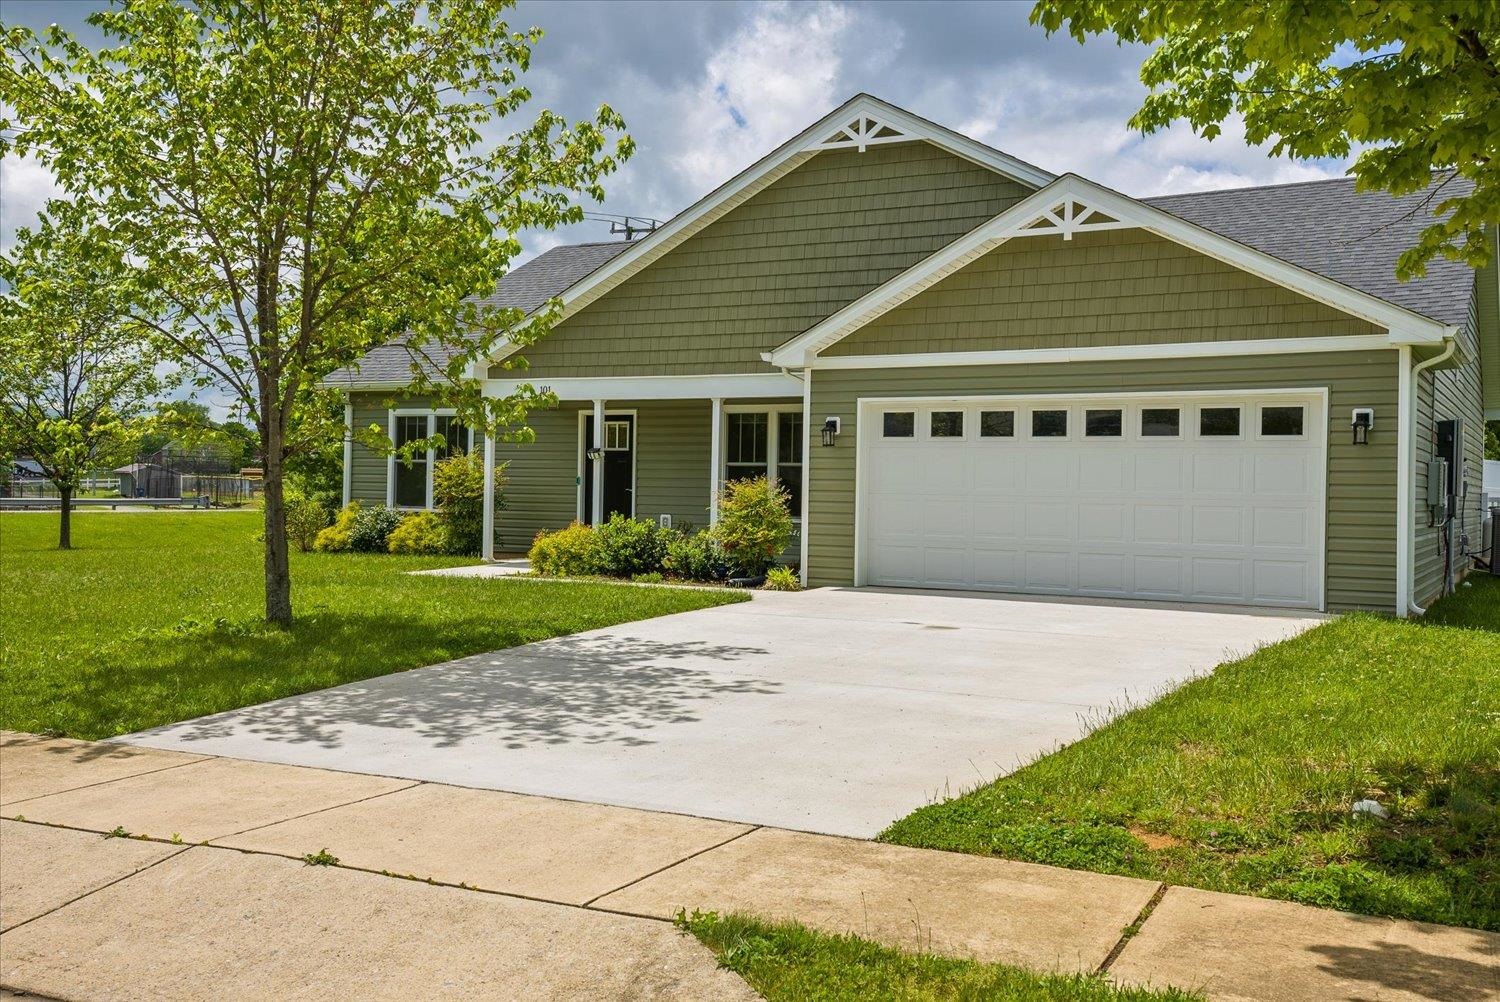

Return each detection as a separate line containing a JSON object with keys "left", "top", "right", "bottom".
{"left": 262, "top": 449, "right": 293, "bottom": 627}
{"left": 58, "top": 485, "right": 72, "bottom": 550}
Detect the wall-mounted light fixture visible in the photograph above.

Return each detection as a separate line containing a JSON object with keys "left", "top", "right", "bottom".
{"left": 585, "top": 446, "right": 604, "bottom": 461}
{"left": 1351, "top": 407, "right": 1374, "bottom": 446}
{"left": 821, "top": 416, "right": 842, "bottom": 447}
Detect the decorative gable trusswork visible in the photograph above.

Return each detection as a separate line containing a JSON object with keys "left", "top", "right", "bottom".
{"left": 1012, "top": 197, "right": 1130, "bottom": 240}
{"left": 809, "top": 112, "right": 916, "bottom": 152}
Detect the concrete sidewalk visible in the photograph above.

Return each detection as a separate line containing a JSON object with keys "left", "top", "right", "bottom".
{"left": 3, "top": 731, "right": 1495, "bottom": 1001}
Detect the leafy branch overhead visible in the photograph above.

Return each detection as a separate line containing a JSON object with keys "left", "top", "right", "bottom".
{"left": 1032, "top": 1, "right": 1498, "bottom": 279}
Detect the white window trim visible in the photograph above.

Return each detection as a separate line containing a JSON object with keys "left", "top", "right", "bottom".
{"left": 386, "top": 408, "right": 471, "bottom": 511}
{"left": 574, "top": 408, "right": 638, "bottom": 523}
{"left": 722, "top": 403, "right": 804, "bottom": 524}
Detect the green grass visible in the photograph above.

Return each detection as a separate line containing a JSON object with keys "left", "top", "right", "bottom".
{"left": 678, "top": 912, "right": 1200, "bottom": 1002}
{"left": 0, "top": 511, "right": 745, "bottom": 739}
{"left": 882, "top": 578, "right": 1500, "bottom": 931}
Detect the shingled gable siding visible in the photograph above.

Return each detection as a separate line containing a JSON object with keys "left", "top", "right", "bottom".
{"left": 805, "top": 351, "right": 1401, "bottom": 612}
{"left": 489, "top": 141, "right": 1035, "bottom": 380}
{"left": 823, "top": 228, "right": 1383, "bottom": 357}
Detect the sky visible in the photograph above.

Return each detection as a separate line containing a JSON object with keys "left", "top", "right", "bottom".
{"left": 0, "top": 0, "right": 1355, "bottom": 258}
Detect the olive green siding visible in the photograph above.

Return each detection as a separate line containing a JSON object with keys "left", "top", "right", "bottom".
{"left": 805, "top": 351, "right": 1400, "bottom": 611}
{"left": 1412, "top": 293, "right": 1487, "bottom": 606}
{"left": 347, "top": 392, "right": 442, "bottom": 505}
{"left": 490, "top": 399, "right": 713, "bottom": 553}
{"left": 825, "top": 229, "right": 1382, "bottom": 357}
{"left": 492, "top": 142, "right": 1034, "bottom": 379}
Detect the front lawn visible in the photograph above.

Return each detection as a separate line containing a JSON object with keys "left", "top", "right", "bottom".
{"left": 679, "top": 912, "right": 1200, "bottom": 1002}
{"left": 882, "top": 578, "right": 1500, "bottom": 931}
{"left": 0, "top": 512, "right": 745, "bottom": 739}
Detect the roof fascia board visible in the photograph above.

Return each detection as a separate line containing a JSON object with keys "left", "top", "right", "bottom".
{"left": 770, "top": 174, "right": 1452, "bottom": 367}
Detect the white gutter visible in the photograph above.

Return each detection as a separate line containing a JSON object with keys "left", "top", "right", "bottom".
{"left": 1398, "top": 335, "right": 1459, "bottom": 617}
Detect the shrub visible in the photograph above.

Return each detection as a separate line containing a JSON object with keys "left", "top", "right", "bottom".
{"left": 763, "top": 565, "right": 800, "bottom": 591}
{"left": 664, "top": 529, "right": 724, "bottom": 582}
{"left": 712, "top": 476, "right": 794, "bottom": 576}
{"left": 349, "top": 504, "right": 404, "bottom": 553}
{"left": 529, "top": 522, "right": 603, "bottom": 577}
{"left": 595, "top": 513, "right": 671, "bottom": 577}
{"left": 387, "top": 511, "right": 449, "bottom": 554}
{"left": 434, "top": 450, "right": 498, "bottom": 557}
{"left": 632, "top": 571, "right": 664, "bottom": 584}
{"left": 313, "top": 502, "right": 359, "bottom": 552}
{"left": 284, "top": 490, "right": 331, "bottom": 553}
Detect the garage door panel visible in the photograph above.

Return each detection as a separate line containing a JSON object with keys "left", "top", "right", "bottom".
{"left": 861, "top": 393, "right": 1323, "bottom": 610}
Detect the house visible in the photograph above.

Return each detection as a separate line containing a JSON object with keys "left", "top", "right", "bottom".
{"left": 330, "top": 94, "right": 1497, "bottom": 616}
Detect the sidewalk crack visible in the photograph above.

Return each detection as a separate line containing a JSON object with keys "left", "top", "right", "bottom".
{"left": 581, "top": 825, "right": 762, "bottom": 909}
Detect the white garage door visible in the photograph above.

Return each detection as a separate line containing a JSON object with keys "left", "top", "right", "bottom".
{"left": 859, "top": 393, "right": 1325, "bottom": 609}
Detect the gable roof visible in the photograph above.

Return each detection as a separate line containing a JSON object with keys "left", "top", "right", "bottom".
{"left": 1144, "top": 174, "right": 1475, "bottom": 327}
{"left": 769, "top": 173, "right": 1459, "bottom": 367}
{"left": 324, "top": 241, "right": 630, "bottom": 387}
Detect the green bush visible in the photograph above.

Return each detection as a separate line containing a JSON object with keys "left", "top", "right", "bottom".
{"left": 664, "top": 529, "right": 724, "bottom": 582}
{"left": 313, "top": 502, "right": 359, "bottom": 552}
{"left": 595, "top": 513, "right": 671, "bottom": 577}
{"left": 350, "top": 504, "right": 404, "bottom": 553}
{"left": 632, "top": 571, "right": 665, "bottom": 584}
{"left": 434, "top": 450, "right": 497, "bottom": 557}
{"left": 284, "top": 489, "right": 331, "bottom": 553}
{"left": 387, "top": 511, "right": 448, "bottom": 554}
{"left": 529, "top": 522, "right": 603, "bottom": 576}
{"left": 763, "top": 565, "right": 800, "bottom": 591}
{"left": 712, "top": 476, "right": 794, "bottom": 577}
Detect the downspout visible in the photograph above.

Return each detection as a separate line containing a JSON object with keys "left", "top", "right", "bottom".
{"left": 1401, "top": 335, "right": 1459, "bottom": 617}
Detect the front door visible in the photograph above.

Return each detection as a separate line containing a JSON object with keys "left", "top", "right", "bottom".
{"left": 582, "top": 414, "right": 634, "bottom": 524}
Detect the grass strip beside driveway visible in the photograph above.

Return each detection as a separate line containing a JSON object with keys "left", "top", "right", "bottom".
{"left": 1, "top": 512, "right": 745, "bottom": 739}
{"left": 679, "top": 912, "right": 1202, "bottom": 1002}
{"left": 882, "top": 578, "right": 1500, "bottom": 931}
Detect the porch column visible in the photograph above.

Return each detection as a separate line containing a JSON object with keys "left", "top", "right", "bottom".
{"left": 708, "top": 396, "right": 723, "bottom": 524}
{"left": 591, "top": 398, "right": 606, "bottom": 525}
{"left": 481, "top": 431, "right": 496, "bottom": 562}
{"left": 341, "top": 401, "right": 353, "bottom": 507}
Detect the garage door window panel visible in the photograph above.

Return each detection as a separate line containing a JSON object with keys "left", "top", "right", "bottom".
{"left": 883, "top": 411, "right": 915, "bottom": 438}
{"left": 1085, "top": 409, "right": 1123, "bottom": 438}
{"left": 1259, "top": 405, "right": 1306, "bottom": 438}
{"left": 979, "top": 410, "right": 1015, "bottom": 438}
{"left": 930, "top": 411, "right": 964, "bottom": 438}
{"left": 1141, "top": 408, "right": 1180, "bottom": 438}
{"left": 1032, "top": 410, "right": 1068, "bottom": 438}
{"left": 1200, "top": 407, "right": 1242, "bottom": 438}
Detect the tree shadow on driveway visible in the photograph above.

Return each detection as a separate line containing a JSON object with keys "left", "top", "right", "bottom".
{"left": 158, "top": 632, "right": 780, "bottom": 752}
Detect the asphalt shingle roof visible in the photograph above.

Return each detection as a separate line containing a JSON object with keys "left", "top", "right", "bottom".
{"left": 1145, "top": 174, "right": 1475, "bottom": 326}
{"left": 325, "top": 241, "right": 631, "bottom": 385}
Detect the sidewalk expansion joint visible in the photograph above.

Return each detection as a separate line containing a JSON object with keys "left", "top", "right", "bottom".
{"left": 0, "top": 842, "right": 191, "bottom": 936}
{"left": 1097, "top": 882, "right": 1168, "bottom": 975}
{"left": 580, "top": 825, "right": 763, "bottom": 909}
{"left": 210, "top": 780, "right": 426, "bottom": 841}
{"left": 1, "top": 756, "right": 214, "bottom": 807}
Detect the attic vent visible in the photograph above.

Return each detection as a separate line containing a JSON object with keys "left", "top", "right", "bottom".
{"left": 810, "top": 114, "right": 914, "bottom": 153}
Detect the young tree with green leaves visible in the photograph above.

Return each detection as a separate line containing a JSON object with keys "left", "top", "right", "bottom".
{"left": 1, "top": 0, "right": 631, "bottom": 624}
{"left": 1031, "top": 1, "right": 1497, "bottom": 278}
{"left": 0, "top": 202, "right": 162, "bottom": 548}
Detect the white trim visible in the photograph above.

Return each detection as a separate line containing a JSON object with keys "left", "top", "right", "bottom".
{"left": 576, "top": 407, "right": 638, "bottom": 524}
{"left": 479, "top": 95, "right": 1051, "bottom": 357}
{"left": 720, "top": 404, "right": 806, "bottom": 540}
{"left": 482, "top": 371, "right": 801, "bottom": 401}
{"left": 853, "top": 388, "right": 1329, "bottom": 611}
{"left": 385, "top": 407, "right": 467, "bottom": 511}
{"left": 591, "top": 400, "right": 605, "bottom": 525}
{"left": 800, "top": 371, "right": 812, "bottom": 585}
{"left": 770, "top": 174, "right": 1454, "bottom": 368}
{"left": 709, "top": 397, "right": 723, "bottom": 525}
{"left": 481, "top": 432, "right": 496, "bottom": 561}
{"left": 341, "top": 402, "right": 353, "bottom": 507}
{"left": 809, "top": 335, "right": 1396, "bottom": 371}
{"left": 1403, "top": 336, "right": 1459, "bottom": 616}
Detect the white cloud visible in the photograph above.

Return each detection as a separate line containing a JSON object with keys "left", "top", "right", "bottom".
{"left": 0, "top": 153, "right": 62, "bottom": 250}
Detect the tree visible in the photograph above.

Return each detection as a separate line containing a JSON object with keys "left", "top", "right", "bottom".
{"left": 1, "top": 0, "right": 631, "bottom": 624}
{"left": 0, "top": 202, "right": 162, "bottom": 548}
{"left": 1032, "top": 1, "right": 1498, "bottom": 278}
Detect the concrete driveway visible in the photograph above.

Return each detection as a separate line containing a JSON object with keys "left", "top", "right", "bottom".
{"left": 123, "top": 588, "right": 1320, "bottom": 837}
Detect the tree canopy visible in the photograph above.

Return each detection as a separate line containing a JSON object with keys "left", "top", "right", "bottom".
{"left": 1032, "top": 0, "right": 1498, "bottom": 279}
{"left": 1, "top": 0, "right": 632, "bottom": 621}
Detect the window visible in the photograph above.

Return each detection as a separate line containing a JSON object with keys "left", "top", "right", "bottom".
{"left": 1261, "top": 406, "right": 1305, "bottom": 437}
{"left": 1032, "top": 409, "right": 1068, "bottom": 437}
{"left": 604, "top": 419, "right": 631, "bottom": 451}
{"left": 883, "top": 411, "right": 915, "bottom": 438}
{"left": 1141, "top": 408, "right": 1180, "bottom": 437}
{"left": 725, "top": 412, "right": 768, "bottom": 482}
{"left": 435, "top": 415, "right": 470, "bottom": 459}
{"left": 979, "top": 410, "right": 1014, "bottom": 438}
{"left": 930, "top": 411, "right": 964, "bottom": 438}
{"left": 1200, "top": 407, "right": 1241, "bottom": 437}
{"left": 777, "top": 411, "right": 803, "bottom": 515}
{"left": 1085, "top": 409, "right": 1122, "bottom": 437}
{"left": 393, "top": 414, "right": 430, "bottom": 508}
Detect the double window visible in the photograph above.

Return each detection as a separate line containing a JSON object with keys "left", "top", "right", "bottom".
{"left": 724, "top": 409, "right": 803, "bottom": 516}
{"left": 390, "top": 411, "right": 470, "bottom": 509}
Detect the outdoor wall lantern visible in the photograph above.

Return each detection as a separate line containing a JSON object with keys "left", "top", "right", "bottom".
{"left": 585, "top": 446, "right": 604, "bottom": 461}
{"left": 821, "top": 416, "right": 842, "bottom": 447}
{"left": 1351, "top": 407, "right": 1374, "bottom": 446}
